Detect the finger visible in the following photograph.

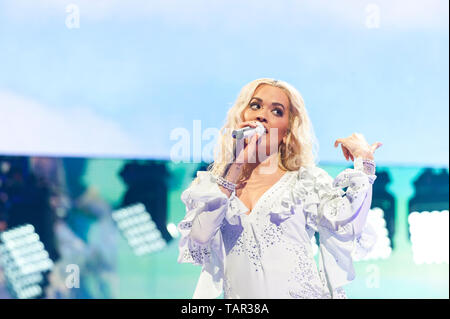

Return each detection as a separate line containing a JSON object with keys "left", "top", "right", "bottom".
{"left": 239, "top": 121, "right": 258, "bottom": 129}
{"left": 354, "top": 132, "right": 365, "bottom": 140}
{"left": 248, "top": 134, "right": 259, "bottom": 148}
{"left": 334, "top": 139, "right": 343, "bottom": 148}
{"left": 244, "top": 134, "right": 256, "bottom": 147}
{"left": 344, "top": 145, "right": 354, "bottom": 161}
{"left": 246, "top": 134, "right": 259, "bottom": 162}
{"left": 371, "top": 142, "right": 383, "bottom": 153}
{"left": 239, "top": 123, "right": 256, "bottom": 130}
{"left": 346, "top": 149, "right": 354, "bottom": 162}
{"left": 244, "top": 129, "right": 260, "bottom": 143}
{"left": 341, "top": 144, "right": 349, "bottom": 161}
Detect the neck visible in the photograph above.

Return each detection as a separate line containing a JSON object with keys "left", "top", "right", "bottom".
{"left": 240, "top": 153, "right": 282, "bottom": 180}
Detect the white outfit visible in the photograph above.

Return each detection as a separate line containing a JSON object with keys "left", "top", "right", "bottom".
{"left": 177, "top": 158, "right": 377, "bottom": 299}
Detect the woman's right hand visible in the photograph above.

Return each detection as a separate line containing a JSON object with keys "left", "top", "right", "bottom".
{"left": 234, "top": 121, "right": 263, "bottom": 164}
{"left": 218, "top": 121, "right": 262, "bottom": 191}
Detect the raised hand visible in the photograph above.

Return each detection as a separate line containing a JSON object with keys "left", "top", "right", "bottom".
{"left": 334, "top": 133, "right": 382, "bottom": 161}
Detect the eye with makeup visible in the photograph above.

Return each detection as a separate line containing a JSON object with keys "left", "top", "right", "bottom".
{"left": 249, "top": 102, "right": 284, "bottom": 117}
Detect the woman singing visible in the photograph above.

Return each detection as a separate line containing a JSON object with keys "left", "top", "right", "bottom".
{"left": 177, "top": 78, "right": 382, "bottom": 299}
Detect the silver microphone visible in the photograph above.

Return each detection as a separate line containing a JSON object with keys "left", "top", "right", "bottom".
{"left": 232, "top": 122, "right": 266, "bottom": 139}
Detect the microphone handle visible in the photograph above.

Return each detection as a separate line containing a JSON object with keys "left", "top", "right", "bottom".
{"left": 232, "top": 125, "right": 264, "bottom": 139}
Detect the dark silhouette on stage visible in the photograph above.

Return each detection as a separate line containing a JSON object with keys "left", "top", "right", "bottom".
{"left": 371, "top": 170, "right": 396, "bottom": 250}
{"left": 119, "top": 160, "right": 173, "bottom": 243}
{"left": 0, "top": 156, "right": 60, "bottom": 298}
{"left": 193, "top": 162, "right": 211, "bottom": 178}
{"left": 407, "top": 167, "right": 449, "bottom": 240}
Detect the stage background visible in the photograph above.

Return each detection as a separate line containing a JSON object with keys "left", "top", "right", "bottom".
{"left": 2, "top": 156, "right": 447, "bottom": 299}
{"left": 0, "top": 0, "right": 448, "bottom": 299}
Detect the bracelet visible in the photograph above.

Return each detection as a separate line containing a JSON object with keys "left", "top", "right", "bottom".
{"left": 355, "top": 157, "right": 376, "bottom": 175}
{"left": 214, "top": 175, "right": 237, "bottom": 192}
{"left": 363, "top": 159, "right": 376, "bottom": 175}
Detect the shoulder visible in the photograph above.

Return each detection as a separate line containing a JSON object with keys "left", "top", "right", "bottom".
{"left": 297, "top": 165, "right": 333, "bottom": 184}
{"left": 181, "top": 170, "right": 225, "bottom": 205}
{"left": 295, "top": 165, "right": 341, "bottom": 199}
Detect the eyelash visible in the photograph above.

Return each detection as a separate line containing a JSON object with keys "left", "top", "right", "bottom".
{"left": 249, "top": 102, "right": 284, "bottom": 117}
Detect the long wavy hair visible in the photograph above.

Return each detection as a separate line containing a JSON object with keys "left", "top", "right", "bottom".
{"left": 200, "top": 78, "right": 319, "bottom": 181}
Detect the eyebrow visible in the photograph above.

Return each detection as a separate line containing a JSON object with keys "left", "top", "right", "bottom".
{"left": 251, "top": 97, "right": 285, "bottom": 111}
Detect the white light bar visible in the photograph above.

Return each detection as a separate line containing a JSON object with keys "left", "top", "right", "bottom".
{"left": 353, "top": 207, "right": 392, "bottom": 261}
{"left": 112, "top": 203, "right": 167, "bottom": 256}
{"left": 409, "top": 210, "right": 449, "bottom": 265}
{"left": 166, "top": 223, "right": 180, "bottom": 239}
{"left": 0, "top": 224, "right": 54, "bottom": 299}
{"left": 310, "top": 208, "right": 392, "bottom": 261}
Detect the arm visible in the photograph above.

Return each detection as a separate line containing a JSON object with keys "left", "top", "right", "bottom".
{"left": 180, "top": 172, "right": 229, "bottom": 246}
{"left": 307, "top": 158, "right": 377, "bottom": 291}
{"left": 317, "top": 158, "right": 376, "bottom": 236}
{"left": 187, "top": 129, "right": 260, "bottom": 244}
{"left": 178, "top": 170, "right": 248, "bottom": 265}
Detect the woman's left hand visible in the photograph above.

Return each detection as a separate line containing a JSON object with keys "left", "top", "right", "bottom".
{"left": 334, "top": 133, "right": 382, "bottom": 161}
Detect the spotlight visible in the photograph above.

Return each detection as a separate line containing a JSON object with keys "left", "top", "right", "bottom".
{"left": 309, "top": 208, "right": 391, "bottom": 261}
{"left": 112, "top": 203, "right": 168, "bottom": 256}
{"left": 353, "top": 207, "right": 392, "bottom": 261}
{"left": 408, "top": 210, "right": 449, "bottom": 265}
{"left": 0, "top": 224, "right": 53, "bottom": 299}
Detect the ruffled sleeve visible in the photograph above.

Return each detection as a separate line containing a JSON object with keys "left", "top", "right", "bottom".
{"left": 177, "top": 170, "right": 248, "bottom": 298}
{"left": 299, "top": 159, "right": 378, "bottom": 295}
{"left": 270, "top": 158, "right": 377, "bottom": 297}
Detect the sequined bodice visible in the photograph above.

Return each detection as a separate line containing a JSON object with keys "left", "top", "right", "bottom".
{"left": 221, "top": 171, "right": 331, "bottom": 299}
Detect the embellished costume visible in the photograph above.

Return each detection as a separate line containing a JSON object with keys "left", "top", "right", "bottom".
{"left": 177, "top": 158, "right": 377, "bottom": 299}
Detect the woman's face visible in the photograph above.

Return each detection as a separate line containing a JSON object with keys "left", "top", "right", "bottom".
{"left": 241, "top": 84, "right": 291, "bottom": 159}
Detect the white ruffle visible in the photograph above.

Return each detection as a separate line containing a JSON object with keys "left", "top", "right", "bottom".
{"left": 270, "top": 166, "right": 345, "bottom": 230}
{"left": 177, "top": 171, "right": 249, "bottom": 298}
{"left": 269, "top": 165, "right": 377, "bottom": 291}
{"left": 352, "top": 220, "right": 378, "bottom": 260}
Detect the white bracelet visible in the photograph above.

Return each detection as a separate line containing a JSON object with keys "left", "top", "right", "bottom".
{"left": 213, "top": 175, "right": 237, "bottom": 192}
{"left": 363, "top": 159, "right": 376, "bottom": 175}
{"left": 355, "top": 157, "right": 376, "bottom": 175}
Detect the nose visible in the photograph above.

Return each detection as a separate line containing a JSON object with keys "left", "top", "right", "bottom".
{"left": 256, "top": 115, "right": 267, "bottom": 124}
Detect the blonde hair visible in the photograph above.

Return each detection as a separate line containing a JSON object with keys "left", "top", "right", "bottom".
{"left": 204, "top": 78, "right": 319, "bottom": 179}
